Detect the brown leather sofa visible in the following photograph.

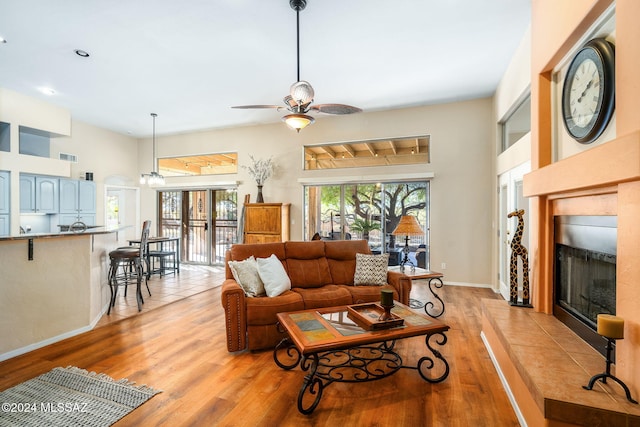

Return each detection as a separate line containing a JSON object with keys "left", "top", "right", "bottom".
{"left": 221, "top": 239, "right": 412, "bottom": 352}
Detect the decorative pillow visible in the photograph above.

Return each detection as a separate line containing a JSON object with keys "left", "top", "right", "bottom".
{"left": 228, "top": 256, "right": 266, "bottom": 297}
{"left": 354, "top": 253, "right": 389, "bottom": 286}
{"left": 257, "top": 254, "right": 292, "bottom": 297}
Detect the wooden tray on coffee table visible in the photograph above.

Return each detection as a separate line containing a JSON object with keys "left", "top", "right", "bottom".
{"left": 347, "top": 302, "right": 405, "bottom": 330}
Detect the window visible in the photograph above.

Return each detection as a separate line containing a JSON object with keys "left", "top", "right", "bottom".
{"left": 500, "top": 94, "right": 531, "bottom": 153}
{"left": 304, "top": 181, "right": 430, "bottom": 269}
{"left": 304, "top": 136, "right": 429, "bottom": 170}
{"left": 0, "top": 122, "right": 9, "bottom": 152}
{"left": 158, "top": 153, "right": 238, "bottom": 177}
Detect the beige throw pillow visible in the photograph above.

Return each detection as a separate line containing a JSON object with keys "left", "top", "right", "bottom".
{"left": 228, "top": 256, "right": 266, "bottom": 297}
{"left": 354, "top": 253, "right": 389, "bottom": 286}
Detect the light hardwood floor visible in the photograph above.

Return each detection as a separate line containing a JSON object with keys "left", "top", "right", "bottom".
{"left": 0, "top": 272, "right": 520, "bottom": 426}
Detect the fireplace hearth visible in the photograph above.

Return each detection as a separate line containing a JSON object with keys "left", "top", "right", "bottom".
{"left": 554, "top": 215, "right": 617, "bottom": 356}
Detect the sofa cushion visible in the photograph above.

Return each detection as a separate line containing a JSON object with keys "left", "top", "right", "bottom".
{"left": 325, "top": 240, "right": 371, "bottom": 285}
{"left": 341, "top": 284, "right": 399, "bottom": 305}
{"left": 257, "top": 254, "right": 292, "bottom": 297}
{"left": 354, "top": 253, "right": 389, "bottom": 285}
{"left": 245, "top": 290, "right": 304, "bottom": 325}
{"left": 286, "top": 258, "right": 333, "bottom": 288}
{"left": 228, "top": 256, "right": 265, "bottom": 297}
{"left": 292, "top": 285, "right": 353, "bottom": 309}
{"left": 284, "top": 241, "right": 332, "bottom": 288}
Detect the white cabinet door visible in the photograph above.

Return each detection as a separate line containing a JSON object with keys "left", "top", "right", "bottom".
{"left": 78, "top": 181, "right": 96, "bottom": 214}
{"left": 20, "top": 175, "right": 36, "bottom": 212}
{"left": 22, "top": 175, "right": 59, "bottom": 213}
{"left": 35, "top": 176, "right": 58, "bottom": 213}
{"left": 0, "top": 171, "right": 9, "bottom": 215}
{"left": 59, "top": 179, "right": 79, "bottom": 214}
{"left": 0, "top": 215, "right": 8, "bottom": 236}
{"left": 78, "top": 214, "right": 96, "bottom": 226}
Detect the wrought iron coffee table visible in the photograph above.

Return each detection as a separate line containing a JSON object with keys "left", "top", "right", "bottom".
{"left": 274, "top": 302, "right": 450, "bottom": 414}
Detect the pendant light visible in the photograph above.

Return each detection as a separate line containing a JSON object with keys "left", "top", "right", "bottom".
{"left": 140, "top": 113, "right": 165, "bottom": 186}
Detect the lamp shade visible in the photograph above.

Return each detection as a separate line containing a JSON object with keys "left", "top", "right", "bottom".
{"left": 392, "top": 215, "right": 423, "bottom": 236}
{"left": 283, "top": 113, "right": 315, "bottom": 132}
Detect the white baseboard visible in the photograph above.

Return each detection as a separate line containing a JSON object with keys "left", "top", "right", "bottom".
{"left": 480, "top": 331, "right": 527, "bottom": 427}
{"left": 442, "top": 280, "right": 493, "bottom": 289}
{"left": 0, "top": 303, "right": 109, "bottom": 363}
{"left": 0, "top": 325, "right": 93, "bottom": 362}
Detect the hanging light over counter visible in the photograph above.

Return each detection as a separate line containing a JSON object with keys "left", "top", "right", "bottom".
{"left": 140, "top": 113, "right": 165, "bottom": 186}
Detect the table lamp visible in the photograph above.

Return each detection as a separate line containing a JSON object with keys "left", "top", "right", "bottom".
{"left": 391, "top": 215, "right": 423, "bottom": 272}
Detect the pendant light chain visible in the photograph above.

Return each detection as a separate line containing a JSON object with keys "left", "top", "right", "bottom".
{"left": 152, "top": 113, "right": 157, "bottom": 173}
{"left": 296, "top": 8, "right": 300, "bottom": 82}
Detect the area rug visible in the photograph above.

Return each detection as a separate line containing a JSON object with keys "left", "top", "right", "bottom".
{"left": 0, "top": 366, "right": 161, "bottom": 427}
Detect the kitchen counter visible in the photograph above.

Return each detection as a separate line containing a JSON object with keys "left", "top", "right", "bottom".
{"left": 0, "top": 225, "right": 133, "bottom": 361}
{"left": 0, "top": 225, "right": 129, "bottom": 241}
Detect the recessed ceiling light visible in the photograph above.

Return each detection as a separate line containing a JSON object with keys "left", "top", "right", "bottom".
{"left": 74, "top": 49, "right": 90, "bottom": 58}
{"left": 39, "top": 87, "right": 56, "bottom": 96}
{"left": 0, "top": 37, "right": 6, "bottom": 44}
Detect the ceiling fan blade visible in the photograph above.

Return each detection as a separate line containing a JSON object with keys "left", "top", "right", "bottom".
{"left": 310, "top": 104, "right": 362, "bottom": 115}
{"left": 231, "top": 105, "right": 283, "bottom": 110}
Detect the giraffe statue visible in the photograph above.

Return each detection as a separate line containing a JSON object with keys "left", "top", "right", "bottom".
{"left": 507, "top": 209, "right": 530, "bottom": 306}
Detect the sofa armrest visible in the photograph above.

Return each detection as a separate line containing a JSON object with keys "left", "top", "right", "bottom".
{"left": 386, "top": 271, "right": 412, "bottom": 306}
{"left": 221, "top": 279, "right": 247, "bottom": 352}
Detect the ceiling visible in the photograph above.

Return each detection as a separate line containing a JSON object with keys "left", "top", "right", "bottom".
{"left": 0, "top": 0, "right": 531, "bottom": 137}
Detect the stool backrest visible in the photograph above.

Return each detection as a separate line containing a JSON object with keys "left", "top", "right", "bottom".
{"left": 139, "top": 220, "right": 151, "bottom": 258}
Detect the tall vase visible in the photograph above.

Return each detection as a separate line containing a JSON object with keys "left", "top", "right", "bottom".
{"left": 256, "top": 185, "right": 264, "bottom": 203}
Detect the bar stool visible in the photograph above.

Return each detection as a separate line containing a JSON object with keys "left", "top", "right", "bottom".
{"left": 107, "top": 220, "right": 151, "bottom": 314}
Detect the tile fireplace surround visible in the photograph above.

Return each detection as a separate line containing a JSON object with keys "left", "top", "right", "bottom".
{"left": 483, "top": 131, "right": 640, "bottom": 426}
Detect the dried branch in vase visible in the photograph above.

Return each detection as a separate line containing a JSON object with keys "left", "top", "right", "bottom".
{"left": 243, "top": 155, "right": 274, "bottom": 185}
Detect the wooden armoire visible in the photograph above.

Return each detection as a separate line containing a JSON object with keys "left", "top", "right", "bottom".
{"left": 243, "top": 203, "right": 290, "bottom": 243}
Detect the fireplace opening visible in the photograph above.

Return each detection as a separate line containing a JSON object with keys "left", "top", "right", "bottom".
{"left": 554, "top": 216, "right": 617, "bottom": 357}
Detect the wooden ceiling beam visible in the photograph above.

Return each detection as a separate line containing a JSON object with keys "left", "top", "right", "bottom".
{"left": 321, "top": 146, "right": 337, "bottom": 159}
{"left": 388, "top": 140, "right": 397, "bottom": 155}
{"left": 364, "top": 142, "right": 377, "bottom": 157}
{"left": 340, "top": 144, "right": 356, "bottom": 158}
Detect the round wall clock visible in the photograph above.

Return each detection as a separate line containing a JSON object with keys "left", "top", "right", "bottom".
{"left": 561, "top": 38, "right": 615, "bottom": 144}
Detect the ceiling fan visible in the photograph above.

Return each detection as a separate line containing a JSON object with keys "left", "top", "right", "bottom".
{"left": 232, "top": 0, "right": 362, "bottom": 132}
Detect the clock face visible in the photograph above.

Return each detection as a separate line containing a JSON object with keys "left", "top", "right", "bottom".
{"left": 562, "top": 38, "right": 615, "bottom": 144}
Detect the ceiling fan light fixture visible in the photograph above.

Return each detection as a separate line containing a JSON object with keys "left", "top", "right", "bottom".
{"left": 283, "top": 113, "right": 315, "bottom": 132}
{"left": 290, "top": 80, "right": 314, "bottom": 105}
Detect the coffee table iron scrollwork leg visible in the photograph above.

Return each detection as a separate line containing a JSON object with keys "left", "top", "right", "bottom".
{"left": 415, "top": 331, "right": 450, "bottom": 383}
{"left": 273, "top": 337, "right": 302, "bottom": 370}
{"left": 298, "top": 353, "right": 323, "bottom": 415}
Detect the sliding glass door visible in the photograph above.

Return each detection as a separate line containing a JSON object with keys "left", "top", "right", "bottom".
{"left": 158, "top": 188, "right": 238, "bottom": 266}
{"left": 305, "top": 181, "right": 430, "bottom": 268}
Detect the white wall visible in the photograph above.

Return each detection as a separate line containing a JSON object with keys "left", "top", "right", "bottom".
{"left": 492, "top": 26, "right": 533, "bottom": 291}
{"left": 2, "top": 87, "right": 498, "bottom": 287}
{"left": 140, "top": 98, "right": 495, "bottom": 285}
{"left": 50, "top": 121, "right": 139, "bottom": 227}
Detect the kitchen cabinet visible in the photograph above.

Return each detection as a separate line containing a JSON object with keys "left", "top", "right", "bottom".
{"left": 20, "top": 174, "right": 58, "bottom": 213}
{"left": 59, "top": 179, "right": 96, "bottom": 226}
{"left": 0, "top": 171, "right": 9, "bottom": 215}
{"left": 243, "top": 203, "right": 290, "bottom": 243}
{"left": 0, "top": 171, "right": 8, "bottom": 236}
{"left": 0, "top": 215, "right": 8, "bottom": 236}
{"left": 58, "top": 213, "right": 96, "bottom": 227}
{"left": 60, "top": 179, "right": 96, "bottom": 214}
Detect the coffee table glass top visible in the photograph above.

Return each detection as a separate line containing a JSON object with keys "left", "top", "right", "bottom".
{"left": 277, "top": 302, "right": 449, "bottom": 354}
